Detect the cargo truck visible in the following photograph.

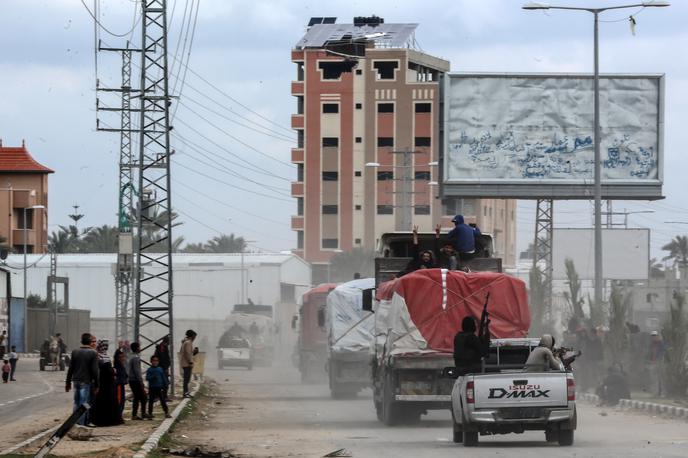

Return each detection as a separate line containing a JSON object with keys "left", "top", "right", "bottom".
{"left": 295, "top": 283, "right": 336, "bottom": 383}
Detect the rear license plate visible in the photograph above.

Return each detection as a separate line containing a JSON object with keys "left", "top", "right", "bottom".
{"left": 498, "top": 408, "right": 544, "bottom": 420}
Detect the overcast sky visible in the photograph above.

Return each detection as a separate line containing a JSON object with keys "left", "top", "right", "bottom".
{"left": 1, "top": 0, "right": 686, "bottom": 259}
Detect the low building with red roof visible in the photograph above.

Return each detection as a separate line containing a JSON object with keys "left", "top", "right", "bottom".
{"left": 0, "top": 140, "right": 53, "bottom": 254}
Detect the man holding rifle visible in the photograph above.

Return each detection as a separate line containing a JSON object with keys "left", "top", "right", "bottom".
{"left": 453, "top": 293, "right": 491, "bottom": 375}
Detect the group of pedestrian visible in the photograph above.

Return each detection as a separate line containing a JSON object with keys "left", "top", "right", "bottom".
{"left": 65, "top": 330, "right": 198, "bottom": 427}
{"left": 399, "top": 215, "right": 484, "bottom": 276}
{"left": 1, "top": 330, "right": 18, "bottom": 383}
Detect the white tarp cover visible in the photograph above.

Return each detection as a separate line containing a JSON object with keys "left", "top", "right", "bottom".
{"left": 326, "top": 278, "right": 375, "bottom": 353}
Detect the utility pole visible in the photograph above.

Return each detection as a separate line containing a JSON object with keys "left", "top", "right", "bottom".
{"left": 135, "top": 0, "right": 175, "bottom": 392}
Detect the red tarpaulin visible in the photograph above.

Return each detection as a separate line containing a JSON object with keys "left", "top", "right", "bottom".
{"left": 376, "top": 269, "right": 530, "bottom": 353}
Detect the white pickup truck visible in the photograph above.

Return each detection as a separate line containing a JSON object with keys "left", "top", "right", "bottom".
{"left": 450, "top": 338, "right": 577, "bottom": 447}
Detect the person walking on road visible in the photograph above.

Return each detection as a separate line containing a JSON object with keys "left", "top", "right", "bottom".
{"left": 146, "top": 355, "right": 171, "bottom": 419}
{"left": 8, "top": 346, "right": 18, "bottom": 381}
{"left": 180, "top": 330, "right": 197, "bottom": 398}
{"left": 90, "top": 340, "right": 124, "bottom": 426}
{"left": 2, "top": 359, "right": 10, "bottom": 383}
{"left": 66, "top": 333, "right": 99, "bottom": 426}
{"left": 127, "top": 342, "right": 149, "bottom": 420}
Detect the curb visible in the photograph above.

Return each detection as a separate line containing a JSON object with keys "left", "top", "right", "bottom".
{"left": 0, "top": 425, "right": 59, "bottom": 455}
{"left": 579, "top": 392, "right": 688, "bottom": 420}
{"left": 133, "top": 382, "right": 202, "bottom": 458}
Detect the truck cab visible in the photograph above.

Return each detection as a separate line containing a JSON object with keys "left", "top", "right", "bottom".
{"left": 449, "top": 338, "right": 577, "bottom": 447}
{"left": 375, "top": 231, "right": 501, "bottom": 285}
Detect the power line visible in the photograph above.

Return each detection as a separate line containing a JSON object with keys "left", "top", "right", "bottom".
{"left": 178, "top": 104, "right": 294, "bottom": 168}
{"left": 81, "top": 0, "right": 140, "bottom": 38}
{"left": 171, "top": 0, "right": 200, "bottom": 119}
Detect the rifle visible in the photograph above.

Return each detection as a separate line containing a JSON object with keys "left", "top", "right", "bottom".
{"left": 478, "top": 292, "right": 490, "bottom": 344}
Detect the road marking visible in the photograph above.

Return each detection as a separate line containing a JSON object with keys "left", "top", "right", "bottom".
{"left": 0, "top": 372, "right": 56, "bottom": 409}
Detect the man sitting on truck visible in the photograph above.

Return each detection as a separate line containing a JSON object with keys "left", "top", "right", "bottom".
{"left": 448, "top": 215, "right": 480, "bottom": 261}
{"left": 399, "top": 226, "right": 437, "bottom": 276}
{"left": 453, "top": 316, "right": 489, "bottom": 375}
{"left": 524, "top": 335, "right": 563, "bottom": 372}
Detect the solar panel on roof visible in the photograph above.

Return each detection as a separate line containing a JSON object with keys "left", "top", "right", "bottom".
{"left": 323, "top": 17, "right": 337, "bottom": 24}
{"left": 295, "top": 22, "right": 418, "bottom": 49}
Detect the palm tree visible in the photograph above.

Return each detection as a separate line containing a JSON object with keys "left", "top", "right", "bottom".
{"left": 662, "top": 235, "right": 688, "bottom": 267}
{"left": 81, "top": 225, "right": 119, "bottom": 253}
{"left": 48, "top": 225, "right": 89, "bottom": 253}
{"left": 180, "top": 242, "right": 208, "bottom": 253}
{"left": 205, "top": 234, "right": 246, "bottom": 253}
{"left": 329, "top": 248, "right": 375, "bottom": 282}
{"left": 563, "top": 258, "right": 585, "bottom": 320}
{"left": 649, "top": 257, "right": 665, "bottom": 279}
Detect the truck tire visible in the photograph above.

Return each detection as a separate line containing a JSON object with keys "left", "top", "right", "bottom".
{"left": 451, "top": 412, "right": 463, "bottom": 443}
{"left": 463, "top": 430, "right": 479, "bottom": 447}
{"left": 39, "top": 358, "right": 45, "bottom": 371}
{"left": 545, "top": 430, "right": 559, "bottom": 442}
{"left": 382, "top": 379, "right": 402, "bottom": 426}
{"left": 558, "top": 429, "right": 574, "bottom": 446}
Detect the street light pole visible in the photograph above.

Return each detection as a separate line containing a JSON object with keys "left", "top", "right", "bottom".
{"left": 523, "top": 1, "right": 669, "bottom": 310}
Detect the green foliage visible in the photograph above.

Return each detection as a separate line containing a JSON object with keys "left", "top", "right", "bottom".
{"left": 649, "top": 257, "right": 665, "bottom": 279}
{"left": 607, "top": 283, "right": 631, "bottom": 361}
{"left": 563, "top": 258, "right": 585, "bottom": 320}
{"left": 179, "top": 234, "right": 247, "bottom": 253}
{"left": 661, "top": 292, "right": 688, "bottom": 397}
{"left": 662, "top": 235, "right": 688, "bottom": 267}
{"left": 329, "top": 248, "right": 375, "bottom": 282}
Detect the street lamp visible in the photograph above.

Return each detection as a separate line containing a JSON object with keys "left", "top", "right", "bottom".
{"left": 523, "top": 1, "right": 669, "bottom": 311}
{"left": 23, "top": 204, "right": 45, "bottom": 352}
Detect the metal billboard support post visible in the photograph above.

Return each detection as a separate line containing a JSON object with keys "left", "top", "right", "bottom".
{"left": 136, "top": 0, "right": 175, "bottom": 395}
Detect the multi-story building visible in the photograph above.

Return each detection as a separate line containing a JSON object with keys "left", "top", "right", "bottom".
{"left": 0, "top": 140, "right": 52, "bottom": 254}
{"left": 291, "top": 17, "right": 516, "bottom": 281}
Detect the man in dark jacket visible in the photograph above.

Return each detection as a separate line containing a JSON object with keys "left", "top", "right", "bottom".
{"left": 66, "top": 333, "right": 99, "bottom": 426}
{"left": 127, "top": 342, "right": 149, "bottom": 420}
{"left": 448, "top": 215, "right": 480, "bottom": 261}
{"left": 453, "top": 317, "right": 489, "bottom": 375}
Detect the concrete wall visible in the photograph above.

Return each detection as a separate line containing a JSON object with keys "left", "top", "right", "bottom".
{"left": 26, "top": 308, "right": 90, "bottom": 353}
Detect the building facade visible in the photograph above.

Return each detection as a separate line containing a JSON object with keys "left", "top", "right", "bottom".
{"left": 0, "top": 141, "right": 52, "bottom": 254}
{"left": 291, "top": 18, "right": 516, "bottom": 281}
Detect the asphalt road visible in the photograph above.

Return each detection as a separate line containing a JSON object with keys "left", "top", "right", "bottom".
{"left": 169, "top": 362, "right": 688, "bottom": 458}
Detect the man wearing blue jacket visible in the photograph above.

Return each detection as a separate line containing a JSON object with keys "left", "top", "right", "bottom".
{"left": 448, "top": 214, "right": 481, "bottom": 261}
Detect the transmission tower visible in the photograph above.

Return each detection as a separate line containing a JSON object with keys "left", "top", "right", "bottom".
{"left": 533, "top": 199, "right": 554, "bottom": 325}
{"left": 135, "top": 0, "right": 175, "bottom": 387}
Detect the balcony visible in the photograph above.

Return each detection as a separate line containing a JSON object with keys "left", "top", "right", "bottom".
{"left": 291, "top": 182, "right": 304, "bottom": 197}
{"left": 291, "top": 81, "right": 304, "bottom": 96}
{"left": 12, "top": 190, "right": 36, "bottom": 208}
{"left": 291, "top": 216, "right": 304, "bottom": 230}
{"left": 291, "top": 148, "right": 304, "bottom": 163}
{"left": 12, "top": 228, "right": 36, "bottom": 246}
{"left": 291, "top": 114, "right": 304, "bottom": 130}
{"left": 291, "top": 50, "right": 304, "bottom": 62}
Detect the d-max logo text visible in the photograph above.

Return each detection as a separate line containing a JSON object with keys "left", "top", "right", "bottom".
{"left": 487, "top": 388, "right": 551, "bottom": 399}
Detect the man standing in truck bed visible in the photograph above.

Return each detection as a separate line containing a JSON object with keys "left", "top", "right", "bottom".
{"left": 448, "top": 215, "right": 480, "bottom": 262}
{"left": 453, "top": 317, "right": 489, "bottom": 375}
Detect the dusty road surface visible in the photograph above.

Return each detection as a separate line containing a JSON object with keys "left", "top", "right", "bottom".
{"left": 165, "top": 362, "right": 688, "bottom": 458}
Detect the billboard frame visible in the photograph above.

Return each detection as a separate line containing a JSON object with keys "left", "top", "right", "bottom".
{"left": 440, "top": 72, "right": 665, "bottom": 200}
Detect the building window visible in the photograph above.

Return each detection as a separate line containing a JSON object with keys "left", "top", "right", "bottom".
{"left": 322, "top": 238, "right": 339, "bottom": 249}
{"left": 414, "top": 205, "right": 431, "bottom": 215}
{"left": 355, "top": 103, "right": 362, "bottom": 109}
{"left": 489, "top": 207, "right": 493, "bottom": 217}
{"left": 373, "top": 61, "right": 398, "bottom": 80}
{"left": 377, "top": 205, "right": 394, "bottom": 215}
{"left": 355, "top": 69, "right": 362, "bottom": 75}
{"left": 322, "top": 171, "right": 339, "bottom": 181}
{"left": 322, "top": 103, "right": 339, "bottom": 114}
{"left": 415, "top": 103, "right": 431, "bottom": 113}
{"left": 355, "top": 238, "right": 362, "bottom": 244}
{"left": 511, "top": 210, "right": 514, "bottom": 221}
{"left": 414, "top": 171, "right": 431, "bottom": 180}
{"left": 297, "top": 130, "right": 304, "bottom": 148}
{"left": 377, "top": 137, "right": 393, "bottom": 147}
{"left": 322, "top": 137, "right": 339, "bottom": 147}
{"left": 297, "top": 96, "right": 304, "bottom": 115}
{"left": 464, "top": 200, "right": 475, "bottom": 215}
{"left": 484, "top": 206, "right": 487, "bottom": 217}
{"left": 377, "top": 103, "right": 394, "bottom": 113}
{"left": 377, "top": 171, "right": 394, "bottom": 181}
{"left": 297, "top": 198, "right": 304, "bottom": 216}
{"left": 322, "top": 205, "right": 338, "bottom": 214}
{"left": 414, "top": 137, "right": 431, "bottom": 147}
{"left": 319, "top": 61, "right": 354, "bottom": 80}
{"left": 297, "top": 163, "right": 304, "bottom": 182}
{"left": 444, "top": 198, "right": 476, "bottom": 217}
{"left": 354, "top": 171, "right": 362, "bottom": 177}
{"left": 297, "top": 231, "right": 304, "bottom": 249}
{"left": 355, "top": 204, "right": 362, "bottom": 210}
{"left": 355, "top": 137, "right": 362, "bottom": 143}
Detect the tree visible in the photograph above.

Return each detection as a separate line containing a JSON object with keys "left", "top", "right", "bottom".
{"left": 528, "top": 266, "right": 548, "bottom": 335}
{"left": 661, "top": 292, "right": 688, "bottom": 397}
{"left": 329, "top": 248, "right": 375, "bottom": 282}
{"left": 179, "top": 242, "right": 208, "bottom": 253}
{"left": 205, "top": 234, "right": 246, "bottom": 253}
{"left": 81, "top": 224, "right": 119, "bottom": 253}
{"left": 563, "top": 258, "right": 585, "bottom": 320}
{"left": 662, "top": 235, "right": 688, "bottom": 267}
{"left": 607, "top": 283, "right": 631, "bottom": 362}
{"left": 48, "top": 225, "right": 90, "bottom": 253}
{"left": 649, "top": 257, "right": 665, "bottom": 280}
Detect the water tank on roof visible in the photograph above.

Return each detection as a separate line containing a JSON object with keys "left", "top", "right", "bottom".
{"left": 353, "top": 16, "right": 384, "bottom": 27}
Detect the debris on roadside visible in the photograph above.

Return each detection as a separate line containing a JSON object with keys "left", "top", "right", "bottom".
{"left": 323, "top": 448, "right": 353, "bottom": 457}
{"left": 164, "top": 445, "right": 237, "bottom": 457}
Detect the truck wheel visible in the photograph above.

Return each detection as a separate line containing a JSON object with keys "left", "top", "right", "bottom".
{"left": 545, "top": 430, "right": 559, "bottom": 442}
{"left": 382, "top": 382, "right": 401, "bottom": 426}
{"left": 39, "top": 359, "right": 45, "bottom": 371}
{"left": 558, "top": 429, "right": 574, "bottom": 446}
{"left": 451, "top": 412, "right": 463, "bottom": 443}
{"left": 375, "top": 399, "right": 383, "bottom": 422}
{"left": 463, "top": 431, "right": 479, "bottom": 447}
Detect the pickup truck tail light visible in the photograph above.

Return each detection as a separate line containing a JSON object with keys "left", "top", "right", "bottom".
{"left": 567, "top": 378, "right": 575, "bottom": 401}
{"left": 466, "top": 381, "right": 475, "bottom": 404}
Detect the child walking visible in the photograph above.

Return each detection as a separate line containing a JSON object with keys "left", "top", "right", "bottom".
{"left": 2, "top": 359, "right": 10, "bottom": 383}
{"left": 8, "top": 346, "right": 18, "bottom": 381}
{"left": 145, "top": 355, "right": 171, "bottom": 419}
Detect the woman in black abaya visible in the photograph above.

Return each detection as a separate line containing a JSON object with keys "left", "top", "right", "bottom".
{"left": 91, "top": 340, "right": 124, "bottom": 426}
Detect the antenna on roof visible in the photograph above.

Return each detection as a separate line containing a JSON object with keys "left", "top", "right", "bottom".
{"left": 22, "top": 139, "right": 25, "bottom": 148}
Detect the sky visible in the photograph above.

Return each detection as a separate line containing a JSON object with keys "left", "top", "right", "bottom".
{"left": 1, "top": 0, "right": 687, "bottom": 259}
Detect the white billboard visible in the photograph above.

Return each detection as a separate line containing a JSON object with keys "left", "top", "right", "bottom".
{"left": 442, "top": 73, "right": 664, "bottom": 199}
{"left": 552, "top": 228, "right": 649, "bottom": 281}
